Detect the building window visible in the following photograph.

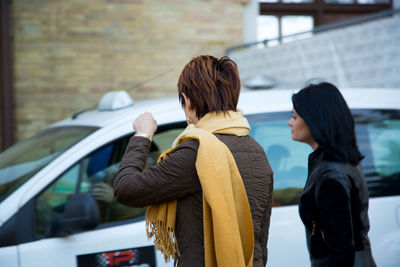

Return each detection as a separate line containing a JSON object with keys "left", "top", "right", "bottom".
{"left": 257, "top": 15, "right": 313, "bottom": 44}
{"left": 258, "top": 0, "right": 392, "bottom": 42}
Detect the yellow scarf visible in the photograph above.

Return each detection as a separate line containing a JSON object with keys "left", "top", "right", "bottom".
{"left": 145, "top": 110, "right": 254, "bottom": 267}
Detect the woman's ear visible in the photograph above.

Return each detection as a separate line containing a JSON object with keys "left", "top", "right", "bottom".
{"left": 182, "top": 93, "right": 192, "bottom": 111}
{"left": 182, "top": 92, "right": 199, "bottom": 124}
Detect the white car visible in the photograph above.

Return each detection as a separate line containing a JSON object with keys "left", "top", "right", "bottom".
{"left": 0, "top": 89, "right": 399, "bottom": 267}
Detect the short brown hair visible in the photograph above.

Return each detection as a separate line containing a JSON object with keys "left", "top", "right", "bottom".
{"left": 177, "top": 55, "right": 241, "bottom": 119}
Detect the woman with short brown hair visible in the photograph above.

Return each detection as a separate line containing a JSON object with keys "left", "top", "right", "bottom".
{"left": 114, "top": 55, "right": 273, "bottom": 267}
{"left": 178, "top": 55, "right": 241, "bottom": 119}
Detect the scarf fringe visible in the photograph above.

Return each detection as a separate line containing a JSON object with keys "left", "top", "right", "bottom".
{"left": 145, "top": 210, "right": 180, "bottom": 262}
{"left": 145, "top": 110, "right": 253, "bottom": 266}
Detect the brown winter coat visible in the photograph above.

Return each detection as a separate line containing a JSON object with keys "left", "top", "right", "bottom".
{"left": 114, "top": 133, "right": 273, "bottom": 267}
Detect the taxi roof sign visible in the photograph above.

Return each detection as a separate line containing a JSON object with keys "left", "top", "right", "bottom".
{"left": 98, "top": 91, "right": 133, "bottom": 111}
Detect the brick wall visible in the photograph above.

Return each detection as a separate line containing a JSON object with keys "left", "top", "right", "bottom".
{"left": 12, "top": 0, "right": 245, "bottom": 141}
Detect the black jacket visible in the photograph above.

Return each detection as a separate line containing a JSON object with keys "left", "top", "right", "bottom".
{"left": 299, "top": 148, "right": 376, "bottom": 267}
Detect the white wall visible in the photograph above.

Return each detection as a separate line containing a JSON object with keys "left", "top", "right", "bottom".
{"left": 232, "top": 13, "right": 400, "bottom": 89}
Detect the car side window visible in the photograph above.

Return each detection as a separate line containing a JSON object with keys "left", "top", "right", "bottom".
{"left": 247, "top": 112, "right": 312, "bottom": 207}
{"left": 36, "top": 164, "right": 80, "bottom": 235}
{"left": 36, "top": 124, "right": 186, "bottom": 235}
{"left": 353, "top": 109, "right": 400, "bottom": 197}
{"left": 246, "top": 109, "right": 400, "bottom": 208}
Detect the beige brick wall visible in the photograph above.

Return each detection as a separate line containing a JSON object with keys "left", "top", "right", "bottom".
{"left": 12, "top": 0, "right": 245, "bottom": 141}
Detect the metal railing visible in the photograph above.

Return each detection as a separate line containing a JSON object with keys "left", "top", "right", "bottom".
{"left": 226, "top": 8, "right": 399, "bottom": 55}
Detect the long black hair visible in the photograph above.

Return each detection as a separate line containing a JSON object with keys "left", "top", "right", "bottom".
{"left": 292, "top": 82, "right": 363, "bottom": 165}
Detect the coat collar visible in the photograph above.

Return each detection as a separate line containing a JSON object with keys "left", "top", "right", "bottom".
{"left": 304, "top": 148, "right": 324, "bottom": 190}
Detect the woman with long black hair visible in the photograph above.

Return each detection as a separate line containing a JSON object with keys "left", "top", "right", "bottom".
{"left": 288, "top": 82, "right": 376, "bottom": 267}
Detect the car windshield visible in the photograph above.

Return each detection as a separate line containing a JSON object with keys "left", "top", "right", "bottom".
{"left": 0, "top": 126, "right": 98, "bottom": 203}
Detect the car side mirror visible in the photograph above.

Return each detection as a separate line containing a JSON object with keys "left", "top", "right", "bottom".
{"left": 49, "top": 193, "right": 100, "bottom": 237}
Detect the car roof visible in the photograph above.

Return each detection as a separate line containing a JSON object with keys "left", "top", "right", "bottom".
{"left": 50, "top": 96, "right": 182, "bottom": 128}
{"left": 50, "top": 88, "right": 400, "bottom": 129}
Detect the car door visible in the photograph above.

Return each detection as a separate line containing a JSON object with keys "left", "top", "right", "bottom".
{"left": 353, "top": 109, "right": 400, "bottom": 267}
{"left": 17, "top": 123, "right": 186, "bottom": 267}
{"left": 246, "top": 108, "right": 400, "bottom": 267}
{"left": 246, "top": 111, "right": 312, "bottom": 267}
